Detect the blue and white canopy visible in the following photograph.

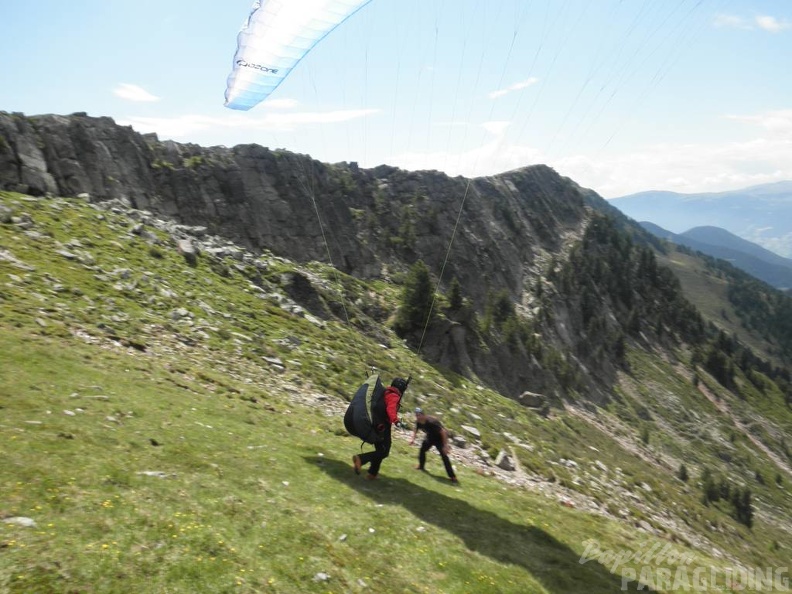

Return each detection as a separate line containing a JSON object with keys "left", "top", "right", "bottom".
{"left": 224, "top": 0, "right": 371, "bottom": 111}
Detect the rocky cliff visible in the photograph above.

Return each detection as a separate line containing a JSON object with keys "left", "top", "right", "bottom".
{"left": 0, "top": 111, "right": 593, "bottom": 307}
{"left": 0, "top": 111, "right": 612, "bottom": 399}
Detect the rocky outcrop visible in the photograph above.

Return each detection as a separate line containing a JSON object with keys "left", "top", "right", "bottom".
{"left": 0, "top": 112, "right": 591, "bottom": 305}
{"left": 0, "top": 111, "right": 600, "bottom": 399}
{"left": 0, "top": 112, "right": 156, "bottom": 202}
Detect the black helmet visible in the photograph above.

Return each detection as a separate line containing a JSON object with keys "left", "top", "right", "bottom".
{"left": 391, "top": 377, "right": 408, "bottom": 394}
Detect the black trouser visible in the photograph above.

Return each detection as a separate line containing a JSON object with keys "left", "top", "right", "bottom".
{"left": 359, "top": 426, "right": 391, "bottom": 476}
{"left": 419, "top": 438, "right": 456, "bottom": 479}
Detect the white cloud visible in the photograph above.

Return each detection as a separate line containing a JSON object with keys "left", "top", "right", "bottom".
{"left": 726, "top": 109, "right": 792, "bottom": 137}
{"left": 113, "top": 83, "right": 160, "bottom": 103}
{"left": 713, "top": 13, "right": 791, "bottom": 32}
{"left": 755, "top": 15, "right": 792, "bottom": 32}
{"left": 488, "top": 106, "right": 792, "bottom": 197}
{"left": 488, "top": 78, "right": 539, "bottom": 99}
{"left": 481, "top": 121, "right": 510, "bottom": 136}
{"left": 713, "top": 14, "right": 750, "bottom": 29}
{"left": 555, "top": 134, "right": 792, "bottom": 198}
{"left": 267, "top": 108, "right": 379, "bottom": 126}
{"left": 389, "top": 120, "right": 542, "bottom": 177}
{"left": 262, "top": 98, "right": 299, "bottom": 109}
{"left": 390, "top": 108, "right": 792, "bottom": 198}
{"left": 118, "top": 108, "right": 379, "bottom": 138}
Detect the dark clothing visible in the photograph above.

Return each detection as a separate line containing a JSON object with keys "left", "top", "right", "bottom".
{"left": 415, "top": 415, "right": 456, "bottom": 479}
{"left": 416, "top": 416, "right": 444, "bottom": 440}
{"left": 419, "top": 438, "right": 456, "bottom": 479}
{"left": 360, "top": 424, "right": 391, "bottom": 476}
{"left": 358, "top": 386, "right": 402, "bottom": 477}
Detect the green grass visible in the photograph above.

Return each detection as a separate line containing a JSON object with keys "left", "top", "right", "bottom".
{"left": 0, "top": 332, "right": 782, "bottom": 593}
{"left": 2, "top": 192, "right": 792, "bottom": 593}
{"left": 0, "top": 328, "right": 664, "bottom": 594}
{"left": 657, "top": 248, "right": 781, "bottom": 366}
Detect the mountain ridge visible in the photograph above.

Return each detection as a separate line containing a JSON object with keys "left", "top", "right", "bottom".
{"left": 610, "top": 183, "right": 792, "bottom": 259}
{"left": 0, "top": 110, "right": 600, "bottom": 399}
{"left": 639, "top": 222, "right": 792, "bottom": 290}
{"left": 3, "top": 111, "right": 792, "bottom": 398}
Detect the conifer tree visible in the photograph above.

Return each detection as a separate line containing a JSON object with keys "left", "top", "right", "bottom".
{"left": 394, "top": 260, "right": 434, "bottom": 335}
{"left": 448, "top": 277, "right": 464, "bottom": 312}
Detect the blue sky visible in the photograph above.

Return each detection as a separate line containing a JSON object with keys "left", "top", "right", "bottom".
{"left": 1, "top": 0, "right": 791, "bottom": 198}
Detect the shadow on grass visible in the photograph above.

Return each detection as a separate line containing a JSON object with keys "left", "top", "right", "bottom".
{"left": 308, "top": 456, "right": 656, "bottom": 593}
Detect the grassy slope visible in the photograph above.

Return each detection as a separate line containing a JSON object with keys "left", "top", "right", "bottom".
{"left": 656, "top": 248, "right": 778, "bottom": 365}
{"left": 2, "top": 192, "right": 791, "bottom": 593}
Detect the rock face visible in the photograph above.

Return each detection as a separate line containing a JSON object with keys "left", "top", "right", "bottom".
{"left": 0, "top": 112, "right": 595, "bottom": 304}
{"left": 0, "top": 113, "right": 155, "bottom": 202}
{"left": 0, "top": 111, "right": 604, "bottom": 399}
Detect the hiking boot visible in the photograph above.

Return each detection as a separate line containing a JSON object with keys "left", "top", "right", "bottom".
{"left": 365, "top": 473, "right": 378, "bottom": 480}
{"left": 450, "top": 476, "right": 459, "bottom": 484}
{"left": 415, "top": 465, "right": 426, "bottom": 471}
{"left": 352, "top": 455, "right": 362, "bottom": 475}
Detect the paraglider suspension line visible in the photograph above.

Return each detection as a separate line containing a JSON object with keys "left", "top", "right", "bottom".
{"left": 417, "top": 177, "right": 474, "bottom": 357}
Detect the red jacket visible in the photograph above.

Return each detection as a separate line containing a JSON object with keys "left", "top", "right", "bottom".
{"left": 383, "top": 386, "right": 402, "bottom": 424}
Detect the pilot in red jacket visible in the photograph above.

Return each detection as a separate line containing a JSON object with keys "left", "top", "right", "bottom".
{"left": 352, "top": 378, "right": 407, "bottom": 479}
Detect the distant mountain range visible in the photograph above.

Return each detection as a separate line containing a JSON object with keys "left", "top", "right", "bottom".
{"left": 639, "top": 222, "right": 792, "bottom": 290}
{"left": 610, "top": 181, "right": 792, "bottom": 259}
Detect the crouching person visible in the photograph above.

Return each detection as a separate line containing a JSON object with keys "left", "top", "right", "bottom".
{"left": 409, "top": 407, "right": 458, "bottom": 483}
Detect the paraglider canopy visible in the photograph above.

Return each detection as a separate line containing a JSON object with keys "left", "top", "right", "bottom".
{"left": 224, "top": 0, "right": 372, "bottom": 111}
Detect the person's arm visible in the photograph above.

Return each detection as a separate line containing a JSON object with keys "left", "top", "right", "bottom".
{"left": 440, "top": 427, "right": 450, "bottom": 455}
{"left": 409, "top": 425, "right": 419, "bottom": 445}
